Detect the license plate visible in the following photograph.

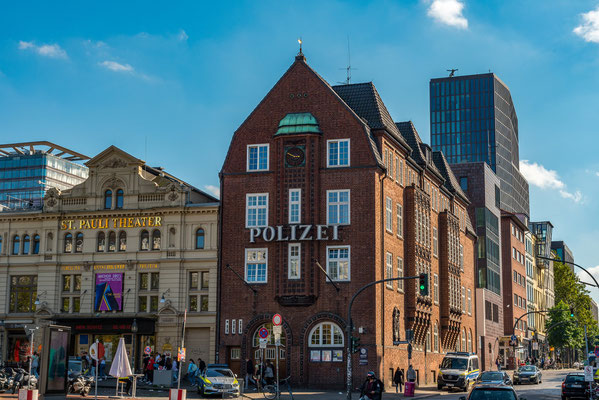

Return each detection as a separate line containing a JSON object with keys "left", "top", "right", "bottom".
{"left": 447, "top": 384, "right": 453, "bottom": 387}
{"left": 572, "top": 384, "right": 582, "bottom": 388}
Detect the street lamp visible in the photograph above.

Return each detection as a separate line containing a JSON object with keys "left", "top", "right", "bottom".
{"left": 160, "top": 288, "right": 171, "bottom": 304}
{"left": 34, "top": 290, "right": 47, "bottom": 306}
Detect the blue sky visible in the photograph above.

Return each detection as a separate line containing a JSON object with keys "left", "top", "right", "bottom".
{"left": 2, "top": 1, "right": 599, "bottom": 300}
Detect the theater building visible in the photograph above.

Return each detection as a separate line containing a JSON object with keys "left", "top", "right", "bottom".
{"left": 0, "top": 146, "right": 218, "bottom": 370}
{"left": 218, "top": 52, "right": 477, "bottom": 389}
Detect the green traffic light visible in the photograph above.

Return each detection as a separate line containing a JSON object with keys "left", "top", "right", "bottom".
{"left": 420, "top": 285, "right": 425, "bottom": 290}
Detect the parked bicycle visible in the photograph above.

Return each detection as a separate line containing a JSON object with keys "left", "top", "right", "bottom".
{"left": 262, "top": 376, "right": 294, "bottom": 400}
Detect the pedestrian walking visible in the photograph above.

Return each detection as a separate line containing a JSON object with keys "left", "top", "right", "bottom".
{"left": 393, "top": 367, "right": 404, "bottom": 393}
{"left": 496, "top": 356, "right": 502, "bottom": 371}
{"left": 265, "top": 361, "right": 274, "bottom": 385}
{"left": 187, "top": 359, "right": 199, "bottom": 385}
{"left": 245, "top": 358, "right": 255, "bottom": 390}
{"left": 406, "top": 365, "right": 416, "bottom": 383}
{"left": 198, "top": 358, "right": 206, "bottom": 374}
{"left": 359, "top": 371, "right": 383, "bottom": 400}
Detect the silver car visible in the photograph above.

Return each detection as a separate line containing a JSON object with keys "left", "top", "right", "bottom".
{"left": 513, "top": 365, "right": 542, "bottom": 385}
{"left": 198, "top": 364, "right": 241, "bottom": 397}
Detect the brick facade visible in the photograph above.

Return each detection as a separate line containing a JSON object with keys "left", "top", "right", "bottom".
{"left": 218, "top": 55, "right": 477, "bottom": 389}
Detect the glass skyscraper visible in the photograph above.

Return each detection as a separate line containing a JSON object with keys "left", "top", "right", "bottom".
{"left": 430, "top": 73, "right": 530, "bottom": 218}
{"left": 0, "top": 142, "right": 89, "bottom": 210}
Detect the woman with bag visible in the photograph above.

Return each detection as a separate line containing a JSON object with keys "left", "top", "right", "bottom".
{"left": 393, "top": 367, "right": 404, "bottom": 393}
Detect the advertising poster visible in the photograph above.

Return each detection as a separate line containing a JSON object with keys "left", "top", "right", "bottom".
{"left": 47, "top": 329, "right": 69, "bottom": 392}
{"left": 310, "top": 350, "right": 321, "bottom": 362}
{"left": 321, "top": 350, "right": 332, "bottom": 362}
{"left": 95, "top": 273, "right": 123, "bottom": 311}
{"left": 332, "top": 350, "right": 343, "bottom": 362}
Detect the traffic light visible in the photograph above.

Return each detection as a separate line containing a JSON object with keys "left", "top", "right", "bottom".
{"left": 351, "top": 336, "right": 361, "bottom": 354}
{"left": 419, "top": 273, "right": 429, "bottom": 296}
{"left": 570, "top": 307, "right": 575, "bottom": 318}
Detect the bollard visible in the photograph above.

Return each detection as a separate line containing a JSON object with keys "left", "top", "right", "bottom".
{"left": 18, "top": 389, "right": 38, "bottom": 400}
{"left": 169, "top": 388, "right": 187, "bottom": 400}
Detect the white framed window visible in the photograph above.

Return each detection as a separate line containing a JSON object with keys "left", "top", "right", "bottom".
{"left": 327, "top": 190, "right": 350, "bottom": 225}
{"left": 461, "top": 286, "right": 466, "bottom": 313}
{"left": 246, "top": 193, "right": 268, "bottom": 228}
{"left": 459, "top": 244, "right": 464, "bottom": 271}
{"left": 399, "top": 160, "right": 404, "bottom": 186}
{"left": 388, "top": 151, "right": 394, "bottom": 177}
{"left": 467, "top": 288, "right": 472, "bottom": 315}
{"left": 225, "top": 319, "right": 229, "bottom": 334}
{"left": 384, "top": 149, "right": 389, "bottom": 170}
{"left": 238, "top": 319, "right": 243, "bottom": 335}
{"left": 309, "top": 322, "right": 344, "bottom": 347}
{"left": 232, "top": 319, "right": 237, "bottom": 335}
{"left": 327, "top": 139, "right": 350, "bottom": 167}
{"left": 289, "top": 189, "right": 301, "bottom": 224}
{"left": 245, "top": 248, "right": 268, "bottom": 283}
{"left": 386, "top": 252, "right": 393, "bottom": 289}
{"left": 434, "top": 323, "right": 439, "bottom": 352}
{"left": 327, "top": 246, "right": 350, "bottom": 281}
{"left": 288, "top": 243, "right": 301, "bottom": 279}
{"left": 433, "top": 274, "right": 439, "bottom": 304}
{"left": 397, "top": 257, "right": 404, "bottom": 293}
{"left": 395, "top": 157, "right": 399, "bottom": 182}
{"left": 247, "top": 144, "right": 269, "bottom": 171}
{"left": 396, "top": 203, "right": 403, "bottom": 239}
{"left": 433, "top": 227, "right": 438, "bottom": 257}
{"left": 386, "top": 197, "right": 393, "bottom": 233}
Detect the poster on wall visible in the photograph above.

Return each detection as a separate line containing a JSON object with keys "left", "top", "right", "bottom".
{"left": 310, "top": 350, "right": 321, "bottom": 362}
{"left": 332, "top": 350, "right": 343, "bottom": 362}
{"left": 321, "top": 350, "right": 332, "bottom": 362}
{"left": 94, "top": 273, "right": 123, "bottom": 311}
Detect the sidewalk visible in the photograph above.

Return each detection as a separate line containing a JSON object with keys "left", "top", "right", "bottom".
{"left": 241, "top": 387, "right": 443, "bottom": 399}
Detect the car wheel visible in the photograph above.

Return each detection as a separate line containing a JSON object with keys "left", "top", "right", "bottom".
{"left": 437, "top": 384, "right": 442, "bottom": 390}
{"left": 463, "top": 380, "right": 469, "bottom": 392}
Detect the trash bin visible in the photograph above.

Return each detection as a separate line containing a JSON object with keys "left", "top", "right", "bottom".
{"left": 404, "top": 381, "right": 415, "bottom": 397}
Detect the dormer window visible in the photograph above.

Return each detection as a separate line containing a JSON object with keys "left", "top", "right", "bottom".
{"left": 104, "top": 190, "right": 112, "bottom": 209}
{"left": 116, "top": 189, "right": 124, "bottom": 209}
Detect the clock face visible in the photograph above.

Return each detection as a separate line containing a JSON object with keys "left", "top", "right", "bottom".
{"left": 285, "top": 146, "right": 305, "bottom": 167}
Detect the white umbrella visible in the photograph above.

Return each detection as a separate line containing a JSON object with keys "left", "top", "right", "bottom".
{"left": 109, "top": 337, "right": 132, "bottom": 397}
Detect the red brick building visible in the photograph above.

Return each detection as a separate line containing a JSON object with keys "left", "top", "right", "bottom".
{"left": 217, "top": 53, "right": 477, "bottom": 389}
{"left": 500, "top": 211, "right": 528, "bottom": 368}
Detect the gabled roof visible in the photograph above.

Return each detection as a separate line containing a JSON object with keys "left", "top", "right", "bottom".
{"left": 432, "top": 151, "right": 469, "bottom": 204}
{"left": 396, "top": 121, "right": 442, "bottom": 177}
{"left": 332, "top": 82, "right": 410, "bottom": 150}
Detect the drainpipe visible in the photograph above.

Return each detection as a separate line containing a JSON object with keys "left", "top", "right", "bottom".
{"left": 380, "top": 167, "right": 388, "bottom": 386}
{"left": 215, "top": 174, "right": 223, "bottom": 363}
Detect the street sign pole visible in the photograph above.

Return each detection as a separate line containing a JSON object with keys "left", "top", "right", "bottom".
{"left": 94, "top": 339, "right": 99, "bottom": 400}
{"left": 178, "top": 309, "right": 187, "bottom": 391}
{"left": 275, "top": 339, "right": 279, "bottom": 400}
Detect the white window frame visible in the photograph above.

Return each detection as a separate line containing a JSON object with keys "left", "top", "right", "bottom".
{"left": 385, "top": 197, "right": 393, "bottom": 233}
{"left": 397, "top": 257, "right": 404, "bottom": 293}
{"left": 326, "top": 245, "right": 351, "bottom": 282}
{"left": 238, "top": 319, "right": 243, "bottom": 335}
{"left": 232, "top": 319, "right": 237, "bottom": 335}
{"left": 395, "top": 156, "right": 399, "bottom": 182}
{"left": 246, "top": 144, "right": 269, "bottom": 172}
{"left": 246, "top": 193, "right": 269, "bottom": 228}
{"left": 459, "top": 244, "right": 464, "bottom": 271}
{"left": 399, "top": 160, "right": 404, "bottom": 186}
{"left": 396, "top": 204, "right": 403, "bottom": 239}
{"left": 288, "top": 188, "right": 301, "bottom": 224}
{"left": 327, "top": 139, "right": 350, "bottom": 168}
{"left": 386, "top": 252, "right": 393, "bottom": 289}
{"left": 461, "top": 286, "right": 466, "bottom": 313}
{"left": 288, "top": 243, "right": 301, "bottom": 280}
{"left": 308, "top": 322, "right": 345, "bottom": 347}
{"left": 433, "top": 273, "right": 439, "bottom": 304}
{"left": 225, "top": 319, "right": 229, "bottom": 334}
{"left": 434, "top": 324, "right": 439, "bottom": 353}
{"left": 245, "top": 248, "right": 268, "bottom": 283}
{"left": 467, "top": 288, "right": 472, "bottom": 315}
{"left": 326, "top": 190, "right": 350, "bottom": 225}
{"left": 433, "top": 227, "right": 438, "bottom": 257}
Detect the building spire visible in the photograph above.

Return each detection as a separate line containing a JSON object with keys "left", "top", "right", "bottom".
{"left": 295, "top": 37, "right": 306, "bottom": 62}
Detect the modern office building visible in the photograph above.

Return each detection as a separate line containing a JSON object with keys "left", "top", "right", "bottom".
{"left": 530, "top": 222, "right": 555, "bottom": 310}
{"left": 451, "top": 162, "right": 503, "bottom": 371}
{"left": 218, "top": 53, "right": 477, "bottom": 389}
{"left": 429, "top": 73, "right": 530, "bottom": 218}
{"left": 0, "top": 142, "right": 89, "bottom": 210}
{"left": 551, "top": 240, "right": 574, "bottom": 272}
{"left": 591, "top": 299, "right": 599, "bottom": 324}
{"left": 0, "top": 146, "right": 219, "bottom": 371}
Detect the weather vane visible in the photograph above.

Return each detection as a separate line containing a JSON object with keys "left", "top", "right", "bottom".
{"left": 298, "top": 37, "right": 303, "bottom": 55}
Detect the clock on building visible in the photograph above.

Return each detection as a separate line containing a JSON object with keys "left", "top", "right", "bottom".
{"left": 284, "top": 146, "right": 305, "bottom": 167}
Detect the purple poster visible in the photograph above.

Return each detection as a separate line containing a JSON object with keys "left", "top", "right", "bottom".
{"left": 95, "top": 273, "right": 123, "bottom": 311}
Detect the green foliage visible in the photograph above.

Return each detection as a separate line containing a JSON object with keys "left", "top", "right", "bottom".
{"left": 546, "top": 261, "right": 599, "bottom": 352}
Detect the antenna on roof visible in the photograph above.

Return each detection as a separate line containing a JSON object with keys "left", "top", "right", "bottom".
{"left": 447, "top": 68, "right": 458, "bottom": 78}
{"left": 338, "top": 35, "right": 357, "bottom": 85}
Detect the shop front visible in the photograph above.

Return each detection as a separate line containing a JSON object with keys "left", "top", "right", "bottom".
{"left": 2, "top": 320, "right": 34, "bottom": 366}
{"left": 54, "top": 317, "right": 155, "bottom": 373}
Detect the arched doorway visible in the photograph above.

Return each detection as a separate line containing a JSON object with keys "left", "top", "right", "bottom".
{"left": 305, "top": 321, "right": 345, "bottom": 388}
{"left": 251, "top": 323, "right": 287, "bottom": 379}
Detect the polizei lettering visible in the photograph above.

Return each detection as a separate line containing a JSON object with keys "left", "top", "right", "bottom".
{"left": 249, "top": 224, "right": 339, "bottom": 243}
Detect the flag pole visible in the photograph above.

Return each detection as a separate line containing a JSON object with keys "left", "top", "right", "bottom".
{"left": 177, "top": 309, "right": 187, "bottom": 390}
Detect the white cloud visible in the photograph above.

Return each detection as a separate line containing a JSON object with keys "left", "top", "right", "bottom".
{"left": 18, "top": 41, "right": 67, "bottom": 59}
{"left": 99, "top": 60, "right": 134, "bottom": 73}
{"left": 588, "top": 265, "right": 599, "bottom": 279}
{"left": 204, "top": 185, "right": 220, "bottom": 198}
{"left": 520, "top": 160, "right": 584, "bottom": 203}
{"left": 427, "top": 0, "right": 468, "bottom": 29}
{"left": 596, "top": 172, "right": 599, "bottom": 177}
{"left": 178, "top": 29, "right": 188, "bottom": 41}
{"left": 574, "top": 6, "right": 599, "bottom": 43}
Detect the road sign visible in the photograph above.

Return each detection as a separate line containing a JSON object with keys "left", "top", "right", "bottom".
{"left": 259, "top": 327, "right": 269, "bottom": 339}
{"left": 511, "top": 334, "right": 518, "bottom": 342}
{"left": 89, "top": 342, "right": 105, "bottom": 361}
{"left": 275, "top": 338, "right": 281, "bottom": 346}
{"left": 273, "top": 325, "right": 282, "bottom": 335}
{"left": 144, "top": 346, "right": 152, "bottom": 355}
{"left": 595, "top": 346, "right": 599, "bottom": 357}
{"left": 272, "top": 314, "right": 283, "bottom": 326}
{"left": 178, "top": 347, "right": 186, "bottom": 362}
{"left": 585, "top": 365, "right": 594, "bottom": 382}
{"left": 259, "top": 338, "right": 267, "bottom": 349}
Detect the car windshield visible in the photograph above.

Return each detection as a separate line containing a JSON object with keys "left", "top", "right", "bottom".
{"left": 519, "top": 366, "right": 535, "bottom": 372}
{"left": 565, "top": 375, "right": 585, "bottom": 383}
{"left": 206, "top": 368, "right": 234, "bottom": 378}
{"left": 480, "top": 372, "right": 504, "bottom": 381}
{"left": 441, "top": 358, "right": 468, "bottom": 370}
{"left": 68, "top": 360, "right": 82, "bottom": 374}
{"left": 469, "top": 388, "right": 516, "bottom": 400}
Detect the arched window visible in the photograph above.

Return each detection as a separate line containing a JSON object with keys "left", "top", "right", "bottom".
{"left": 140, "top": 230, "right": 150, "bottom": 251}
{"left": 108, "top": 232, "right": 116, "bottom": 252}
{"left": 12, "top": 235, "right": 20, "bottom": 255}
{"left": 309, "top": 322, "right": 344, "bottom": 347}
{"left": 467, "top": 329, "right": 472, "bottom": 353}
{"left": 195, "top": 228, "right": 205, "bottom": 249}
{"left": 152, "top": 230, "right": 161, "bottom": 250}
{"left": 75, "top": 232, "right": 84, "bottom": 253}
{"left": 434, "top": 323, "right": 439, "bottom": 353}
{"left": 118, "top": 231, "right": 127, "bottom": 251}
{"left": 22, "top": 235, "right": 30, "bottom": 255}
{"left": 64, "top": 233, "right": 73, "bottom": 253}
{"left": 32, "top": 235, "right": 40, "bottom": 254}
{"left": 104, "top": 189, "right": 112, "bottom": 209}
{"left": 252, "top": 323, "right": 286, "bottom": 347}
{"left": 97, "top": 232, "right": 106, "bottom": 252}
{"left": 116, "top": 189, "right": 124, "bottom": 209}
{"left": 462, "top": 328, "right": 466, "bottom": 352}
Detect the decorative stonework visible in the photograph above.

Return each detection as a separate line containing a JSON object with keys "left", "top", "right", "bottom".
{"left": 168, "top": 184, "right": 180, "bottom": 202}
{"left": 102, "top": 158, "right": 128, "bottom": 169}
{"left": 103, "top": 175, "right": 124, "bottom": 190}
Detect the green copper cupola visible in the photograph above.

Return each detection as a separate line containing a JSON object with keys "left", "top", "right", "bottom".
{"left": 275, "top": 112, "right": 322, "bottom": 136}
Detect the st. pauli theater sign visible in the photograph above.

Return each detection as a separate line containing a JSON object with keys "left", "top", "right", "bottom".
{"left": 60, "top": 216, "right": 163, "bottom": 230}
{"left": 248, "top": 224, "right": 341, "bottom": 243}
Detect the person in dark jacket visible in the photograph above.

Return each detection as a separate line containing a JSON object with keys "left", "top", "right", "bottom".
{"left": 359, "top": 371, "right": 383, "bottom": 400}
{"left": 245, "top": 358, "right": 255, "bottom": 390}
{"left": 393, "top": 367, "right": 404, "bottom": 393}
{"left": 198, "top": 358, "right": 206, "bottom": 374}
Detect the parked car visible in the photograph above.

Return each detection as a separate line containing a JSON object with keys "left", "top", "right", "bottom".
{"left": 513, "top": 365, "right": 542, "bottom": 385}
{"left": 561, "top": 372, "right": 590, "bottom": 400}
{"left": 459, "top": 384, "right": 528, "bottom": 400}
{"left": 197, "top": 364, "right": 240, "bottom": 398}
{"left": 476, "top": 371, "right": 512, "bottom": 386}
